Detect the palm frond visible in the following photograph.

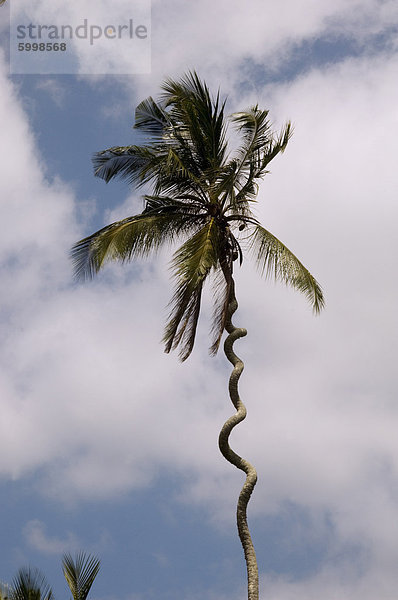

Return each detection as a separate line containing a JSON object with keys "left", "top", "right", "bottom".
{"left": 259, "top": 121, "right": 292, "bottom": 172}
{"left": 161, "top": 71, "right": 228, "bottom": 173}
{"left": 164, "top": 218, "right": 221, "bottom": 360}
{"left": 134, "top": 96, "right": 170, "bottom": 139}
{"left": 71, "top": 211, "right": 200, "bottom": 280}
{"left": 229, "top": 106, "right": 271, "bottom": 183}
{"left": 231, "top": 106, "right": 271, "bottom": 152}
{"left": 219, "top": 109, "right": 292, "bottom": 210}
{"left": 93, "top": 145, "right": 167, "bottom": 187}
{"left": 165, "top": 280, "right": 204, "bottom": 362}
{"left": 11, "top": 568, "right": 53, "bottom": 600}
{"left": 93, "top": 145, "right": 209, "bottom": 203}
{"left": 162, "top": 146, "right": 203, "bottom": 187}
{"left": 249, "top": 224, "right": 325, "bottom": 313}
{"left": 142, "top": 195, "right": 205, "bottom": 213}
{"left": 62, "top": 552, "right": 100, "bottom": 600}
{"left": 161, "top": 70, "right": 208, "bottom": 103}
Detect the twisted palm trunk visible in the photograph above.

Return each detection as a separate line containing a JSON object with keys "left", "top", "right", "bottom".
{"left": 218, "top": 278, "right": 259, "bottom": 600}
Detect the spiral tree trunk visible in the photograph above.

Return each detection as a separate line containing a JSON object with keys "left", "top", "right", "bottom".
{"left": 218, "top": 281, "right": 259, "bottom": 600}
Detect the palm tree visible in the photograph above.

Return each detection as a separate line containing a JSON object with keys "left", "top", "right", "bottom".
{"left": 6, "top": 553, "right": 99, "bottom": 600}
{"left": 71, "top": 71, "right": 324, "bottom": 600}
{"left": 62, "top": 552, "right": 100, "bottom": 600}
{"left": 10, "top": 568, "right": 53, "bottom": 600}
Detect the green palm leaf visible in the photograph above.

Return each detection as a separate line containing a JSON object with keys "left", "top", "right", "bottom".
{"left": 62, "top": 552, "right": 100, "bottom": 600}
{"left": 93, "top": 145, "right": 165, "bottom": 187}
{"left": 134, "top": 96, "right": 170, "bottom": 139}
{"left": 249, "top": 224, "right": 325, "bottom": 313}
{"left": 71, "top": 210, "right": 199, "bottom": 280}
{"left": 161, "top": 71, "right": 228, "bottom": 173}
{"left": 231, "top": 106, "right": 272, "bottom": 162}
{"left": 214, "top": 109, "right": 292, "bottom": 212}
{"left": 11, "top": 568, "right": 53, "bottom": 600}
{"left": 164, "top": 218, "right": 221, "bottom": 360}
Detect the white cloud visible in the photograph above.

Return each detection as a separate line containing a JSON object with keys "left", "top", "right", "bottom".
{"left": 142, "top": 0, "right": 398, "bottom": 95}
{"left": 35, "top": 79, "right": 67, "bottom": 107}
{"left": 24, "top": 520, "right": 80, "bottom": 555}
{"left": 10, "top": 0, "right": 398, "bottom": 81}
{"left": 11, "top": 0, "right": 150, "bottom": 75}
{"left": 23, "top": 520, "right": 111, "bottom": 556}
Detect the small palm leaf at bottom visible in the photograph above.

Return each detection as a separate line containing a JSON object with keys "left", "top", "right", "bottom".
{"left": 62, "top": 552, "right": 100, "bottom": 600}
{"left": 249, "top": 224, "right": 325, "bottom": 313}
{"left": 164, "top": 218, "right": 221, "bottom": 360}
{"left": 11, "top": 568, "right": 53, "bottom": 600}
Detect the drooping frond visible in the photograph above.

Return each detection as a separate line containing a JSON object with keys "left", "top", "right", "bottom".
{"left": 62, "top": 552, "right": 100, "bottom": 600}
{"left": 249, "top": 224, "right": 325, "bottom": 314}
{"left": 164, "top": 218, "right": 221, "bottom": 360}
{"left": 71, "top": 211, "right": 200, "bottom": 280}
{"left": 11, "top": 569, "right": 53, "bottom": 600}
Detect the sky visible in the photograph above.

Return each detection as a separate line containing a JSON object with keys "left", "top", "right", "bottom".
{"left": 0, "top": 1, "right": 398, "bottom": 599}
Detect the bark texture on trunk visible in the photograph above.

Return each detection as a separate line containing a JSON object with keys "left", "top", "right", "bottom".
{"left": 218, "top": 282, "right": 259, "bottom": 600}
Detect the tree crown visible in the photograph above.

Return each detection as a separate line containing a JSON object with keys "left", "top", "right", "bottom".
{"left": 72, "top": 71, "right": 324, "bottom": 360}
